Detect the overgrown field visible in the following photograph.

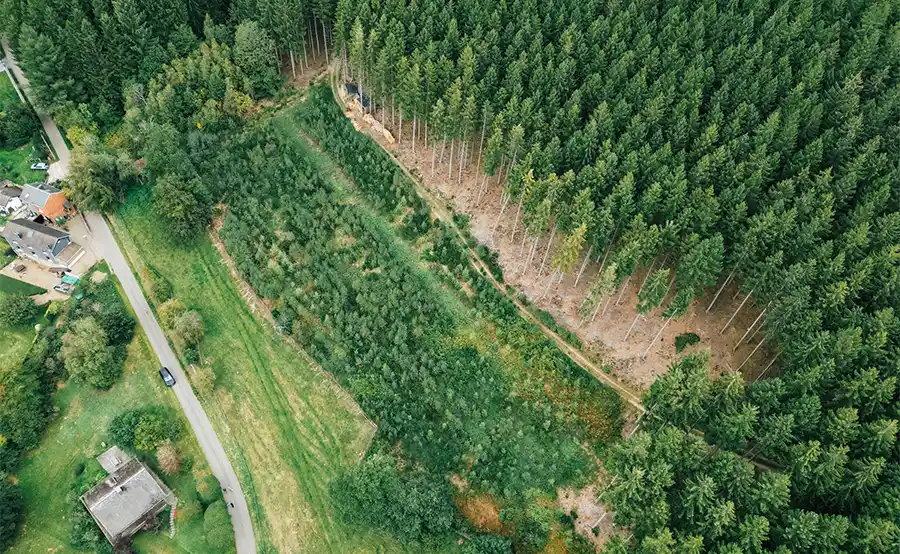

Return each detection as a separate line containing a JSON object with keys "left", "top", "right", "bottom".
{"left": 218, "top": 83, "right": 622, "bottom": 510}
{"left": 111, "top": 194, "right": 425, "bottom": 553}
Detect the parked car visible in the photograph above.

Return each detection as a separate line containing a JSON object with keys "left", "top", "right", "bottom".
{"left": 53, "top": 283, "right": 73, "bottom": 294}
{"left": 159, "top": 367, "right": 176, "bottom": 387}
{"left": 13, "top": 264, "right": 26, "bottom": 273}
{"left": 30, "top": 162, "right": 49, "bottom": 170}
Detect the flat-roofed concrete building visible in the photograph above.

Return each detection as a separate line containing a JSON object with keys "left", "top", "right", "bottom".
{"left": 81, "top": 446, "right": 175, "bottom": 546}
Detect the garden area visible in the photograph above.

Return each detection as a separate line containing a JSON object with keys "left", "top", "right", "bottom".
{"left": 1, "top": 266, "right": 236, "bottom": 553}
{"left": 0, "top": 70, "right": 47, "bottom": 184}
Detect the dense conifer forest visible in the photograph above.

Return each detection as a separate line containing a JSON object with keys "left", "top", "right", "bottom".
{"left": 1, "top": 0, "right": 899, "bottom": 551}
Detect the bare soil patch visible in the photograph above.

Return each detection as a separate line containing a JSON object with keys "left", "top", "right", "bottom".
{"left": 344, "top": 101, "right": 774, "bottom": 391}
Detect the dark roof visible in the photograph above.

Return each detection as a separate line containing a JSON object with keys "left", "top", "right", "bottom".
{"left": 2, "top": 219, "right": 69, "bottom": 255}
{"left": 0, "top": 186, "right": 21, "bottom": 202}
{"left": 20, "top": 182, "right": 60, "bottom": 209}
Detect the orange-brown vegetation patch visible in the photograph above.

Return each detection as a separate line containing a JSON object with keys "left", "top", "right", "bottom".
{"left": 456, "top": 492, "right": 504, "bottom": 533}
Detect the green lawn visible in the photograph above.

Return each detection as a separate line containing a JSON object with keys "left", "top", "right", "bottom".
{"left": 110, "top": 195, "right": 422, "bottom": 554}
{"left": 0, "top": 69, "right": 19, "bottom": 108}
{"left": 0, "top": 290, "right": 35, "bottom": 374}
{"left": 0, "top": 274, "right": 46, "bottom": 295}
{"left": 0, "top": 253, "right": 37, "bottom": 373}
{"left": 8, "top": 324, "right": 210, "bottom": 554}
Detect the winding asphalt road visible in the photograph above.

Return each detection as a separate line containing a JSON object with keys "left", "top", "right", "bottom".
{"left": 2, "top": 39, "right": 256, "bottom": 553}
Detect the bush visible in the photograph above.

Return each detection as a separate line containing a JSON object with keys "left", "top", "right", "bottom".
{"left": 675, "top": 332, "right": 701, "bottom": 353}
{"left": 96, "top": 303, "right": 136, "bottom": 345}
{"left": 183, "top": 343, "right": 200, "bottom": 364}
{"left": 144, "top": 266, "right": 172, "bottom": 302}
{"left": 203, "top": 500, "right": 233, "bottom": 550}
{"left": 190, "top": 364, "right": 216, "bottom": 395}
{"left": 0, "top": 103, "right": 41, "bottom": 148}
{"left": 156, "top": 440, "right": 181, "bottom": 474}
{"left": 67, "top": 490, "right": 111, "bottom": 553}
{"left": 173, "top": 310, "right": 204, "bottom": 345}
{"left": 134, "top": 411, "right": 181, "bottom": 451}
{"left": 178, "top": 496, "right": 202, "bottom": 526}
{"left": 463, "top": 534, "right": 513, "bottom": 554}
{"left": 0, "top": 293, "right": 39, "bottom": 326}
{"left": 61, "top": 317, "right": 119, "bottom": 388}
{"left": 159, "top": 298, "right": 187, "bottom": 330}
{"left": 330, "top": 454, "right": 454, "bottom": 543}
{"left": 0, "top": 479, "right": 22, "bottom": 551}
{"left": 196, "top": 473, "right": 221, "bottom": 505}
{"left": 108, "top": 406, "right": 181, "bottom": 452}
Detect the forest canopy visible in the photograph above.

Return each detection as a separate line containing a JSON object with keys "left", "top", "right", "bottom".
{"left": 2, "top": 0, "right": 900, "bottom": 551}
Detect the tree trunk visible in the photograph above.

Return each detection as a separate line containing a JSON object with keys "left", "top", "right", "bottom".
{"left": 431, "top": 138, "right": 438, "bottom": 175}
{"left": 540, "top": 269, "right": 560, "bottom": 300}
{"left": 733, "top": 303, "right": 769, "bottom": 352}
{"left": 488, "top": 193, "right": 510, "bottom": 245}
{"left": 496, "top": 157, "right": 505, "bottom": 186}
{"left": 438, "top": 138, "right": 446, "bottom": 168}
{"left": 573, "top": 244, "right": 594, "bottom": 288}
{"left": 615, "top": 274, "right": 632, "bottom": 305}
{"left": 721, "top": 290, "right": 753, "bottom": 334}
{"left": 595, "top": 296, "right": 612, "bottom": 322}
{"left": 536, "top": 225, "right": 558, "bottom": 278}
{"left": 754, "top": 352, "right": 780, "bottom": 383}
{"left": 523, "top": 236, "right": 539, "bottom": 275}
{"left": 519, "top": 227, "right": 529, "bottom": 258}
{"left": 737, "top": 338, "right": 765, "bottom": 371}
{"left": 707, "top": 268, "right": 736, "bottom": 313}
{"left": 448, "top": 139, "right": 455, "bottom": 180}
{"left": 477, "top": 172, "right": 489, "bottom": 204}
{"left": 509, "top": 194, "right": 524, "bottom": 241}
{"left": 398, "top": 116, "right": 403, "bottom": 146}
{"left": 424, "top": 121, "right": 428, "bottom": 149}
{"left": 302, "top": 40, "right": 309, "bottom": 71}
{"left": 412, "top": 118, "right": 417, "bottom": 155}
{"left": 476, "top": 114, "right": 487, "bottom": 172}
{"left": 642, "top": 317, "right": 672, "bottom": 360}
{"left": 314, "top": 18, "right": 322, "bottom": 56}
{"left": 322, "top": 19, "right": 329, "bottom": 63}
{"left": 391, "top": 98, "right": 395, "bottom": 130}
{"left": 457, "top": 141, "right": 465, "bottom": 184}
{"left": 624, "top": 314, "right": 641, "bottom": 342}
{"left": 636, "top": 257, "right": 659, "bottom": 295}
{"left": 381, "top": 92, "right": 386, "bottom": 126}
{"left": 289, "top": 50, "right": 296, "bottom": 78}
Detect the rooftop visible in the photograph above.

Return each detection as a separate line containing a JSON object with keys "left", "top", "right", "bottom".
{"left": 81, "top": 449, "right": 174, "bottom": 544}
{"left": 20, "top": 182, "right": 61, "bottom": 209}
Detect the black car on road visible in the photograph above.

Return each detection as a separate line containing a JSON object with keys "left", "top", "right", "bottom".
{"left": 159, "top": 367, "right": 176, "bottom": 387}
